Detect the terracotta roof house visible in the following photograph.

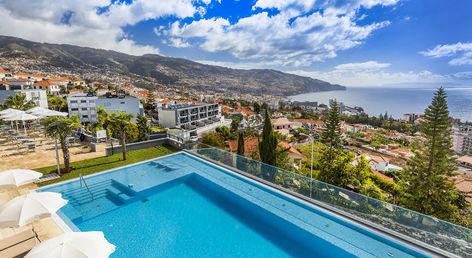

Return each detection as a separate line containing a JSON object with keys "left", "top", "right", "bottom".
{"left": 272, "top": 118, "right": 296, "bottom": 130}
{"left": 32, "top": 80, "right": 61, "bottom": 95}
{"left": 457, "top": 156, "right": 472, "bottom": 167}
{"left": 454, "top": 178, "right": 472, "bottom": 203}
{"left": 227, "top": 137, "right": 260, "bottom": 159}
{"left": 278, "top": 141, "right": 305, "bottom": 161}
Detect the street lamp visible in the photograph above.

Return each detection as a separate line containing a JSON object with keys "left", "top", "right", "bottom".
{"left": 309, "top": 133, "right": 315, "bottom": 197}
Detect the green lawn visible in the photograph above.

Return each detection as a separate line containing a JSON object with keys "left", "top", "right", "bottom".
{"left": 37, "top": 145, "right": 180, "bottom": 186}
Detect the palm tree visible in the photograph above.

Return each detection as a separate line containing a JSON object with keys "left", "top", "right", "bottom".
{"left": 48, "top": 96, "right": 67, "bottom": 111}
{"left": 4, "top": 94, "right": 35, "bottom": 110}
{"left": 42, "top": 116, "right": 80, "bottom": 174}
{"left": 107, "top": 111, "right": 133, "bottom": 160}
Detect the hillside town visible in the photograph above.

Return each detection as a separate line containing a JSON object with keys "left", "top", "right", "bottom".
{"left": 0, "top": 67, "right": 471, "bottom": 258}
{"left": 1, "top": 67, "right": 471, "bottom": 207}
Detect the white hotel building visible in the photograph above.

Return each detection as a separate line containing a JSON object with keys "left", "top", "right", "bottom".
{"left": 159, "top": 103, "right": 231, "bottom": 141}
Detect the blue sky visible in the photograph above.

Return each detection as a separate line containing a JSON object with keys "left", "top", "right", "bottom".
{"left": 0, "top": 0, "right": 471, "bottom": 87}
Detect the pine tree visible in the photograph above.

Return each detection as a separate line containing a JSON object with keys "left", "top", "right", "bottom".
{"left": 259, "top": 110, "right": 277, "bottom": 165}
{"left": 318, "top": 100, "right": 351, "bottom": 186}
{"left": 237, "top": 131, "right": 245, "bottom": 156}
{"left": 400, "top": 87, "right": 460, "bottom": 220}
{"left": 320, "top": 100, "right": 342, "bottom": 148}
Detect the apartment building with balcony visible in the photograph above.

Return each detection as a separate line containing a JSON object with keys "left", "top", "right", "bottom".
{"left": 158, "top": 103, "right": 221, "bottom": 129}
{"left": 453, "top": 124, "right": 472, "bottom": 155}
{"left": 67, "top": 93, "right": 98, "bottom": 123}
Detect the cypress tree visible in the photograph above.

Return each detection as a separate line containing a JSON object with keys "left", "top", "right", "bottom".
{"left": 259, "top": 110, "right": 277, "bottom": 165}
{"left": 237, "top": 131, "right": 245, "bottom": 156}
{"left": 254, "top": 101, "right": 261, "bottom": 114}
{"left": 400, "top": 87, "right": 460, "bottom": 220}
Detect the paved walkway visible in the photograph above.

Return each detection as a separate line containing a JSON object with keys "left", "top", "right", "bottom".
{"left": 0, "top": 134, "right": 106, "bottom": 170}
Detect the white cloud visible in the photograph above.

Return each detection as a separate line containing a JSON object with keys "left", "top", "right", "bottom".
{"left": 420, "top": 42, "right": 472, "bottom": 66}
{"left": 0, "top": 0, "right": 202, "bottom": 55}
{"left": 290, "top": 69, "right": 451, "bottom": 87}
{"left": 334, "top": 61, "right": 391, "bottom": 71}
{"left": 167, "top": 1, "right": 396, "bottom": 66}
{"left": 166, "top": 38, "right": 190, "bottom": 48}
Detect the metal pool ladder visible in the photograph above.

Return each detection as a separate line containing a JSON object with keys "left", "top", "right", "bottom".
{"left": 79, "top": 174, "right": 94, "bottom": 201}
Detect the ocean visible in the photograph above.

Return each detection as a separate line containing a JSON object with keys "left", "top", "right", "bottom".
{"left": 289, "top": 87, "right": 472, "bottom": 122}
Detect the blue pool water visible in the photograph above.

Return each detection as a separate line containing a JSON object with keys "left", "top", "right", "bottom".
{"left": 40, "top": 152, "right": 429, "bottom": 258}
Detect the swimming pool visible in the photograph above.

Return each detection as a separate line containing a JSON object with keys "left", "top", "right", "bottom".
{"left": 40, "top": 152, "right": 430, "bottom": 257}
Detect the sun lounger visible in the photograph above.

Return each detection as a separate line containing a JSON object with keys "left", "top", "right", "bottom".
{"left": 0, "top": 229, "right": 39, "bottom": 258}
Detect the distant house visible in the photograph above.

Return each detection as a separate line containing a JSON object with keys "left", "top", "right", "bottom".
{"left": 49, "top": 75, "right": 71, "bottom": 86}
{"left": 4, "top": 78, "right": 32, "bottom": 90}
{"left": 32, "top": 80, "right": 61, "bottom": 95}
{"left": 454, "top": 178, "right": 472, "bottom": 203}
{"left": 227, "top": 137, "right": 260, "bottom": 158}
{"left": 366, "top": 154, "right": 402, "bottom": 172}
{"left": 291, "top": 118, "right": 325, "bottom": 130}
{"left": 272, "top": 117, "right": 295, "bottom": 130}
{"left": 0, "top": 69, "right": 12, "bottom": 79}
{"left": 278, "top": 141, "right": 305, "bottom": 167}
{"left": 13, "top": 72, "right": 33, "bottom": 79}
{"left": 457, "top": 156, "right": 472, "bottom": 168}
{"left": 71, "top": 79, "right": 86, "bottom": 86}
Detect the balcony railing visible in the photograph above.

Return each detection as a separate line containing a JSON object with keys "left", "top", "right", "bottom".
{"left": 181, "top": 142, "right": 472, "bottom": 257}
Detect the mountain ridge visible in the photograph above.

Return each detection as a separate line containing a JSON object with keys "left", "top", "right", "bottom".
{"left": 0, "top": 35, "right": 346, "bottom": 96}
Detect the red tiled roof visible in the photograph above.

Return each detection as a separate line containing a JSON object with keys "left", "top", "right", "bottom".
{"left": 457, "top": 156, "right": 472, "bottom": 165}
{"left": 6, "top": 78, "right": 30, "bottom": 82}
{"left": 455, "top": 179, "right": 472, "bottom": 193}
{"left": 228, "top": 137, "right": 259, "bottom": 154}
{"left": 33, "top": 80, "right": 56, "bottom": 86}
{"left": 278, "top": 141, "right": 304, "bottom": 158}
{"left": 292, "top": 118, "right": 325, "bottom": 126}
{"left": 14, "top": 72, "right": 32, "bottom": 77}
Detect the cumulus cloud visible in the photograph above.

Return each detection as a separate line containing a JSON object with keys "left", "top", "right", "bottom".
{"left": 166, "top": 37, "right": 190, "bottom": 48}
{"left": 0, "top": 0, "right": 203, "bottom": 55}
{"left": 167, "top": 0, "right": 397, "bottom": 66}
{"left": 420, "top": 42, "right": 472, "bottom": 66}
{"left": 290, "top": 69, "right": 450, "bottom": 87}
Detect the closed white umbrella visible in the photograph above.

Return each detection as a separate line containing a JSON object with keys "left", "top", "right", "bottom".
{"left": 0, "top": 192, "right": 67, "bottom": 227}
{"left": 0, "top": 169, "right": 43, "bottom": 189}
{"left": 25, "top": 231, "right": 116, "bottom": 258}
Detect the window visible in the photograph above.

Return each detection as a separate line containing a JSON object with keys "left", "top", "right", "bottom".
{"left": 70, "top": 100, "right": 78, "bottom": 104}
{"left": 81, "top": 108, "right": 88, "bottom": 111}
{"left": 81, "top": 100, "right": 87, "bottom": 103}
{"left": 82, "top": 115, "right": 88, "bottom": 118}
{"left": 71, "top": 108, "right": 78, "bottom": 111}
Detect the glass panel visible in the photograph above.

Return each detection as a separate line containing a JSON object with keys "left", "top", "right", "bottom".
{"left": 181, "top": 142, "right": 472, "bottom": 257}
